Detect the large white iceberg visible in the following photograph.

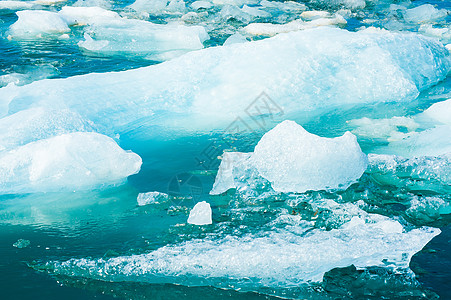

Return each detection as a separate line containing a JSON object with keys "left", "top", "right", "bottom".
{"left": 0, "top": 27, "right": 449, "bottom": 133}
{"left": 0, "top": 132, "right": 142, "bottom": 194}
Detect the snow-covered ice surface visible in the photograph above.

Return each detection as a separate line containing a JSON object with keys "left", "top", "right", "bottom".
{"left": 1, "top": 0, "right": 451, "bottom": 299}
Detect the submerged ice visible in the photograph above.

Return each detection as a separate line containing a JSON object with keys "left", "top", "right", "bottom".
{"left": 42, "top": 201, "right": 440, "bottom": 289}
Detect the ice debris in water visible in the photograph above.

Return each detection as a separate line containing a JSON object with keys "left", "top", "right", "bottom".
{"left": 403, "top": 4, "right": 449, "bottom": 24}
{"left": 0, "top": 132, "right": 142, "bottom": 194}
{"left": 8, "top": 6, "right": 209, "bottom": 60}
{"left": 137, "top": 192, "right": 169, "bottom": 206}
{"left": 187, "top": 201, "right": 212, "bottom": 225}
{"left": 42, "top": 202, "right": 440, "bottom": 287}
{"left": 367, "top": 153, "right": 451, "bottom": 194}
{"left": 406, "top": 196, "right": 451, "bottom": 225}
{"left": 13, "top": 239, "right": 31, "bottom": 249}
{"left": 211, "top": 120, "right": 368, "bottom": 194}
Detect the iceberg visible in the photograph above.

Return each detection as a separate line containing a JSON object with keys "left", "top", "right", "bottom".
{"left": 250, "top": 121, "right": 368, "bottom": 193}
{"left": 187, "top": 201, "right": 212, "bottom": 225}
{"left": 0, "top": 27, "right": 449, "bottom": 133}
{"left": 0, "top": 132, "right": 142, "bottom": 194}
{"left": 404, "top": 4, "right": 449, "bottom": 24}
{"left": 211, "top": 121, "right": 368, "bottom": 194}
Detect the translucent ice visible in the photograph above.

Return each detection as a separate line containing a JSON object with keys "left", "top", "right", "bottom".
{"left": 187, "top": 201, "right": 212, "bottom": 225}
{"left": 1, "top": 27, "right": 449, "bottom": 132}
{"left": 42, "top": 203, "right": 440, "bottom": 289}
{"left": 9, "top": 10, "right": 70, "bottom": 38}
{"left": 404, "top": 4, "right": 449, "bottom": 24}
{"left": 58, "top": 6, "right": 120, "bottom": 26}
{"left": 137, "top": 191, "right": 169, "bottom": 206}
{"left": 421, "top": 98, "right": 451, "bottom": 125}
{"left": 0, "top": 132, "right": 142, "bottom": 194}
{"left": 244, "top": 16, "right": 346, "bottom": 36}
{"left": 252, "top": 121, "right": 368, "bottom": 193}
{"left": 77, "top": 19, "right": 209, "bottom": 60}
{"left": 210, "top": 152, "right": 251, "bottom": 195}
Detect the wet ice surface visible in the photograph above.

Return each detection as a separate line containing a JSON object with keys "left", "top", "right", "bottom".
{"left": 1, "top": 0, "right": 451, "bottom": 299}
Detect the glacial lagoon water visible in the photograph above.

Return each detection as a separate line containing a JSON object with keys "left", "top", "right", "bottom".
{"left": 1, "top": 0, "right": 451, "bottom": 299}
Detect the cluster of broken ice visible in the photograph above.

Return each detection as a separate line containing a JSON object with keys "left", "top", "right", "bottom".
{"left": 7, "top": 6, "right": 209, "bottom": 61}
{"left": 43, "top": 201, "right": 440, "bottom": 289}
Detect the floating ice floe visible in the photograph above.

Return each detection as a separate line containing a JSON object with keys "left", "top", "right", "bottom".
{"left": 77, "top": 19, "right": 209, "bottom": 60}
{"left": 127, "top": 0, "right": 186, "bottom": 16}
{"left": 403, "top": 4, "right": 449, "bottom": 24}
{"left": 211, "top": 120, "right": 368, "bottom": 194}
{"left": 137, "top": 191, "right": 169, "bottom": 206}
{"left": 0, "top": 1, "right": 36, "bottom": 10}
{"left": 1, "top": 27, "right": 449, "bottom": 133}
{"left": 244, "top": 15, "right": 346, "bottom": 36}
{"left": 187, "top": 201, "right": 212, "bottom": 225}
{"left": 0, "top": 132, "right": 142, "bottom": 194}
{"left": 41, "top": 202, "right": 440, "bottom": 290}
{"left": 8, "top": 10, "right": 70, "bottom": 38}
{"left": 58, "top": 6, "right": 120, "bottom": 26}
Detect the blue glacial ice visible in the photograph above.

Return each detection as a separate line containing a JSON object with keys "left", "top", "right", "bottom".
{"left": 1, "top": 27, "right": 449, "bottom": 134}
{"left": 0, "top": 132, "right": 142, "bottom": 194}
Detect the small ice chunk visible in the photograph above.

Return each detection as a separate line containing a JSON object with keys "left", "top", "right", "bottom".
{"left": 137, "top": 191, "right": 169, "bottom": 206}
{"left": 241, "top": 5, "right": 271, "bottom": 18}
{"left": 0, "top": 1, "right": 35, "bottom": 10}
{"left": 220, "top": 5, "right": 252, "bottom": 23}
{"left": 59, "top": 6, "right": 120, "bottom": 26}
{"left": 404, "top": 4, "right": 449, "bottom": 23}
{"left": 9, "top": 10, "right": 70, "bottom": 38}
{"left": 210, "top": 152, "right": 251, "bottom": 195}
{"left": 191, "top": 0, "right": 213, "bottom": 10}
{"left": 187, "top": 201, "right": 212, "bottom": 225}
{"left": 128, "top": 0, "right": 186, "bottom": 16}
{"left": 250, "top": 120, "right": 368, "bottom": 193}
{"left": 301, "top": 10, "right": 331, "bottom": 21}
{"left": 223, "top": 33, "right": 248, "bottom": 46}
{"left": 244, "top": 16, "right": 346, "bottom": 36}
{"left": 13, "top": 239, "right": 31, "bottom": 248}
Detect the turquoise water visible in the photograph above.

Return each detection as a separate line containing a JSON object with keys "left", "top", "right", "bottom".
{"left": 1, "top": 0, "right": 451, "bottom": 299}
